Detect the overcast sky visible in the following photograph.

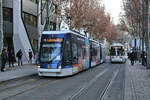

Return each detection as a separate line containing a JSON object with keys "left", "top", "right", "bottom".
{"left": 102, "top": 0, "right": 123, "bottom": 25}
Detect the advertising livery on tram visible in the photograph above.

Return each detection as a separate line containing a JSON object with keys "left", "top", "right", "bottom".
{"left": 38, "top": 31, "right": 106, "bottom": 77}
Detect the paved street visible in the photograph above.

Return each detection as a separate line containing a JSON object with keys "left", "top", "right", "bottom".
{"left": 0, "top": 60, "right": 149, "bottom": 100}
{"left": 0, "top": 61, "right": 125, "bottom": 100}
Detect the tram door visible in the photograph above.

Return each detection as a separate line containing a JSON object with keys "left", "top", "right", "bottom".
{"left": 81, "top": 45, "right": 86, "bottom": 70}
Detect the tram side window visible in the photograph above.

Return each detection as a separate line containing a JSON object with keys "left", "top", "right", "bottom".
{"left": 63, "top": 40, "right": 72, "bottom": 66}
{"left": 92, "top": 47, "right": 97, "bottom": 61}
{"left": 82, "top": 46, "right": 86, "bottom": 59}
{"left": 72, "top": 43, "right": 78, "bottom": 64}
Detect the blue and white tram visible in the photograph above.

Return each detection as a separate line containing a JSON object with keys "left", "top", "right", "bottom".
{"left": 38, "top": 31, "right": 106, "bottom": 77}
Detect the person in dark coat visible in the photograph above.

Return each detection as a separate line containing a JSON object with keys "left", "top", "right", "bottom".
{"left": 28, "top": 49, "right": 32, "bottom": 64}
{"left": 130, "top": 51, "right": 136, "bottom": 65}
{"left": 134, "top": 51, "right": 137, "bottom": 63}
{"left": 8, "top": 49, "right": 15, "bottom": 67}
{"left": 16, "top": 49, "right": 23, "bottom": 66}
{"left": 141, "top": 51, "right": 146, "bottom": 66}
{"left": 1, "top": 48, "right": 7, "bottom": 72}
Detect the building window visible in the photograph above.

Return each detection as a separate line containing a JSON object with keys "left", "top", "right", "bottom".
{"left": 3, "top": 8, "right": 13, "bottom": 22}
{"left": 22, "top": 12, "right": 37, "bottom": 27}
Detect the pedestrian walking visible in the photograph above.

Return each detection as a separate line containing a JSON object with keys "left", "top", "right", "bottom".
{"left": 134, "top": 51, "right": 137, "bottom": 63}
{"left": 28, "top": 49, "right": 32, "bottom": 64}
{"left": 141, "top": 51, "right": 146, "bottom": 66}
{"left": 128, "top": 52, "right": 131, "bottom": 59}
{"left": 130, "top": 51, "right": 136, "bottom": 66}
{"left": 1, "top": 48, "right": 8, "bottom": 72}
{"left": 8, "top": 49, "right": 15, "bottom": 67}
{"left": 16, "top": 49, "right": 23, "bottom": 66}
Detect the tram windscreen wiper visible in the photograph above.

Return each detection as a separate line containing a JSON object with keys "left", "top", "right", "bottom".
{"left": 49, "top": 52, "right": 61, "bottom": 63}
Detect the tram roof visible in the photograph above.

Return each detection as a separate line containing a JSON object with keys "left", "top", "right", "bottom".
{"left": 43, "top": 30, "right": 87, "bottom": 38}
{"left": 43, "top": 31, "right": 103, "bottom": 44}
{"left": 110, "top": 43, "right": 124, "bottom": 47}
{"left": 43, "top": 31, "right": 71, "bottom": 34}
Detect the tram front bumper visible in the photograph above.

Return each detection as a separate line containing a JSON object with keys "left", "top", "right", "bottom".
{"left": 111, "top": 58, "right": 124, "bottom": 62}
{"left": 38, "top": 66, "right": 73, "bottom": 77}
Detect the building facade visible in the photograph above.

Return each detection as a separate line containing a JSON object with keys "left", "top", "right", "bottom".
{"left": 2, "top": 0, "right": 57, "bottom": 62}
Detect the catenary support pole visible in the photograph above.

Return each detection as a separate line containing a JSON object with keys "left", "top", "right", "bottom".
{"left": 0, "top": 0, "right": 3, "bottom": 52}
{"left": 145, "top": 0, "right": 150, "bottom": 69}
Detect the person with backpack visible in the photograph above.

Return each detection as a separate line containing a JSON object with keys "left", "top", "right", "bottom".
{"left": 1, "top": 48, "right": 8, "bottom": 72}
{"left": 16, "top": 49, "right": 23, "bottom": 66}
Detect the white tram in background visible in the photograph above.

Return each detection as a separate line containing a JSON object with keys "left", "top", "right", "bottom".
{"left": 109, "top": 43, "right": 126, "bottom": 63}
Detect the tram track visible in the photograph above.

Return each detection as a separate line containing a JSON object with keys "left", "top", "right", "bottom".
{"left": 67, "top": 63, "right": 116, "bottom": 100}
{"left": 0, "top": 63, "right": 119, "bottom": 100}
{"left": 66, "top": 63, "right": 125, "bottom": 100}
{"left": 0, "top": 75, "right": 40, "bottom": 92}
{"left": 0, "top": 63, "right": 109, "bottom": 100}
{"left": 0, "top": 75, "right": 59, "bottom": 100}
{"left": 98, "top": 64, "right": 125, "bottom": 100}
{"left": 2, "top": 79, "right": 60, "bottom": 100}
{"left": 97, "top": 65, "right": 121, "bottom": 100}
{"left": 68, "top": 68, "right": 109, "bottom": 100}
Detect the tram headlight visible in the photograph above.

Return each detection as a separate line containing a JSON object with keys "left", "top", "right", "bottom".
{"left": 38, "top": 66, "right": 40, "bottom": 68}
{"left": 58, "top": 66, "right": 61, "bottom": 69}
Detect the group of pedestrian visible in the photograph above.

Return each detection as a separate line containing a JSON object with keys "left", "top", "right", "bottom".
{"left": 128, "top": 50, "right": 147, "bottom": 66}
{"left": 1, "top": 48, "right": 34, "bottom": 72}
{"left": 0, "top": 48, "right": 23, "bottom": 72}
{"left": 128, "top": 51, "right": 137, "bottom": 66}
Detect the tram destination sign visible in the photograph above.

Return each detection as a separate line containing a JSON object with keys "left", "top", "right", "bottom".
{"left": 43, "top": 38, "right": 63, "bottom": 42}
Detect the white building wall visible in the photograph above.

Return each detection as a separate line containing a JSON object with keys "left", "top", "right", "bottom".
{"left": 37, "top": 0, "right": 42, "bottom": 52}
{"left": 13, "top": 0, "right": 33, "bottom": 62}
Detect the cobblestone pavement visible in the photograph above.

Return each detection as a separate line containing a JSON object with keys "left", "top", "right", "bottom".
{"left": 125, "top": 60, "right": 150, "bottom": 100}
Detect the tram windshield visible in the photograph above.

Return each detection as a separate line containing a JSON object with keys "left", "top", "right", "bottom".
{"left": 40, "top": 39, "right": 63, "bottom": 63}
{"left": 117, "top": 47, "right": 124, "bottom": 56}
{"left": 110, "top": 47, "right": 116, "bottom": 56}
{"left": 110, "top": 46, "right": 124, "bottom": 56}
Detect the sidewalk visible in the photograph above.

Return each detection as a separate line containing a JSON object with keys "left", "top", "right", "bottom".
{"left": 0, "top": 64, "right": 38, "bottom": 83}
{"left": 125, "top": 60, "right": 150, "bottom": 100}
